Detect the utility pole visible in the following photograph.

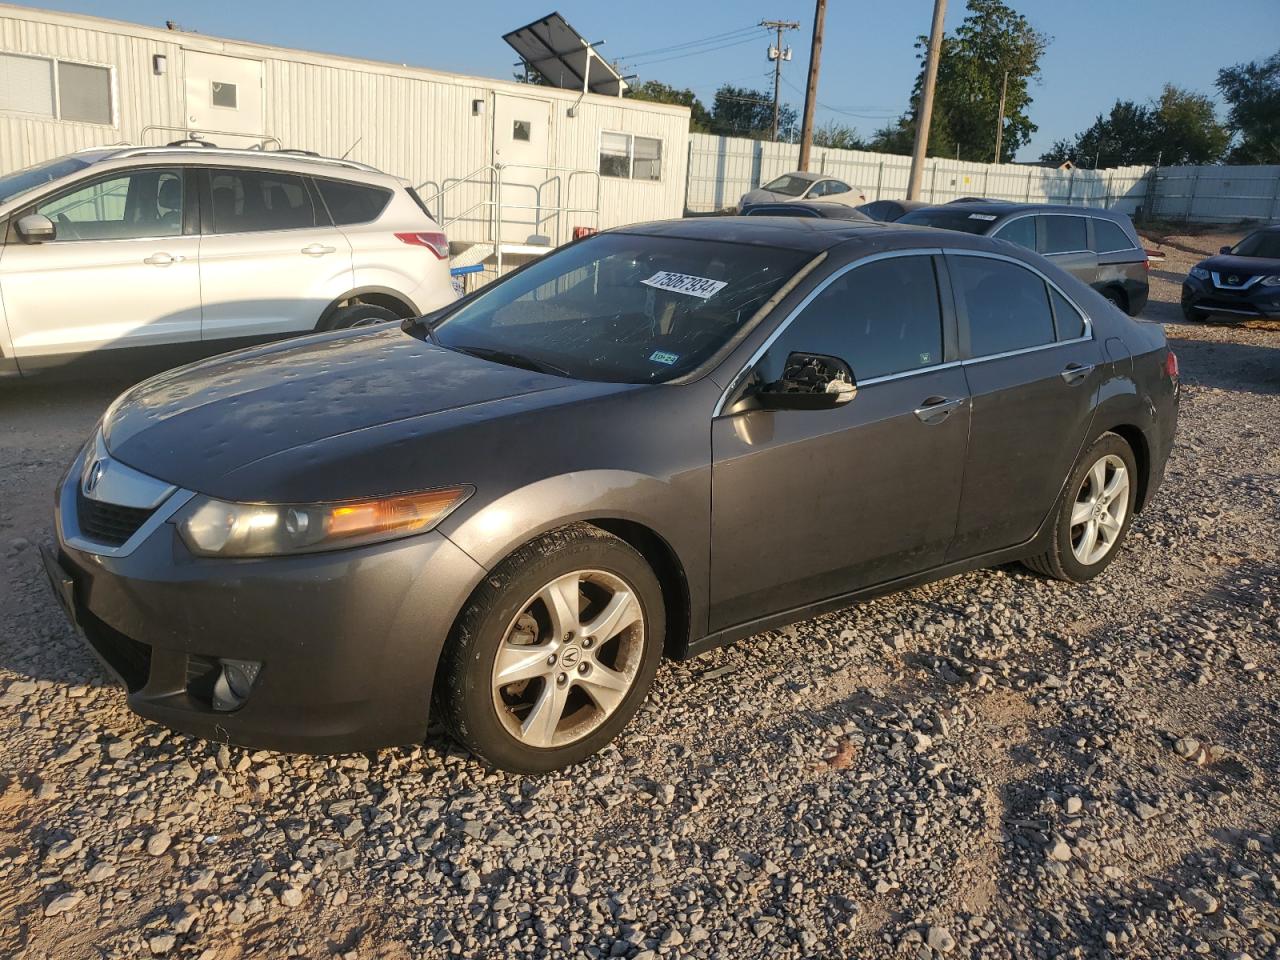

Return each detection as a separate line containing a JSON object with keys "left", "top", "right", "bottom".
{"left": 762, "top": 19, "right": 799, "bottom": 142}
{"left": 907, "top": 0, "right": 947, "bottom": 200}
{"left": 797, "top": 0, "right": 826, "bottom": 171}
{"left": 993, "top": 69, "right": 1008, "bottom": 163}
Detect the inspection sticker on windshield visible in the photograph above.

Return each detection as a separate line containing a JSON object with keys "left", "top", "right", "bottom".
{"left": 641, "top": 271, "right": 728, "bottom": 300}
{"left": 649, "top": 350, "right": 680, "bottom": 365}
{"left": 967, "top": 213, "right": 998, "bottom": 221}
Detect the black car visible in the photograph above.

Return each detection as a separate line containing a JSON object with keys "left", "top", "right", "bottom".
{"left": 899, "top": 202, "right": 1150, "bottom": 316}
{"left": 855, "top": 198, "right": 930, "bottom": 222}
{"left": 1181, "top": 225, "right": 1280, "bottom": 322}
{"left": 741, "top": 200, "right": 872, "bottom": 221}
{"left": 45, "top": 217, "right": 1179, "bottom": 773}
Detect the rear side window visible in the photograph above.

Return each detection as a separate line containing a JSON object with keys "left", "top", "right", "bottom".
{"left": 993, "top": 216, "right": 1035, "bottom": 251}
{"left": 316, "top": 179, "right": 392, "bottom": 225}
{"left": 1049, "top": 287, "right": 1086, "bottom": 340}
{"left": 1093, "top": 218, "right": 1135, "bottom": 254}
{"left": 208, "top": 169, "right": 316, "bottom": 233}
{"left": 760, "top": 255, "right": 944, "bottom": 383}
{"left": 953, "top": 256, "right": 1056, "bottom": 356}
{"left": 1039, "top": 215, "right": 1087, "bottom": 254}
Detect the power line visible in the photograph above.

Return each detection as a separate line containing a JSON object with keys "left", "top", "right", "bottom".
{"left": 624, "top": 34, "right": 763, "bottom": 69}
{"left": 780, "top": 75, "right": 900, "bottom": 120}
{"left": 613, "top": 25, "right": 761, "bottom": 63}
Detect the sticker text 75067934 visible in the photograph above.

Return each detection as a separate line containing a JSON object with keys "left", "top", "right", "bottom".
{"left": 641, "top": 271, "right": 728, "bottom": 300}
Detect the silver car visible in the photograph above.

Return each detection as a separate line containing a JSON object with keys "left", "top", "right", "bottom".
{"left": 738, "top": 171, "right": 865, "bottom": 213}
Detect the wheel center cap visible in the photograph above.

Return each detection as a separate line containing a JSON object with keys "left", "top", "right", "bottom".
{"left": 559, "top": 645, "right": 583, "bottom": 668}
{"left": 1092, "top": 504, "right": 1106, "bottom": 521}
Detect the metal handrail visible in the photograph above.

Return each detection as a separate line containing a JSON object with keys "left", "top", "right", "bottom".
{"left": 139, "top": 124, "right": 283, "bottom": 149}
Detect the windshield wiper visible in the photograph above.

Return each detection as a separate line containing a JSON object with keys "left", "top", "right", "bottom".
{"left": 448, "top": 345, "right": 571, "bottom": 378}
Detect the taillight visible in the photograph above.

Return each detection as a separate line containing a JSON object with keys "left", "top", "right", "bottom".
{"left": 1165, "top": 349, "right": 1179, "bottom": 379}
{"left": 394, "top": 231, "right": 449, "bottom": 260}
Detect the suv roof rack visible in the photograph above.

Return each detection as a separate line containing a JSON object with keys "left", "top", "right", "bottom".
{"left": 104, "top": 144, "right": 382, "bottom": 175}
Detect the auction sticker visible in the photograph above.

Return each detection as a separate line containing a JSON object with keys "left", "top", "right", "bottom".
{"left": 649, "top": 350, "right": 680, "bottom": 365}
{"left": 641, "top": 271, "right": 727, "bottom": 299}
{"left": 967, "top": 213, "right": 998, "bottom": 221}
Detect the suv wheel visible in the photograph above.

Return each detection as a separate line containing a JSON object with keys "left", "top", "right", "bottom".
{"left": 438, "top": 524, "right": 664, "bottom": 773}
{"left": 325, "top": 303, "right": 403, "bottom": 329}
{"left": 1024, "top": 432, "right": 1138, "bottom": 583}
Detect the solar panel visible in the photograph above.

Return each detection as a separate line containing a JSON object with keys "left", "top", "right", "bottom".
{"left": 503, "top": 12, "right": 627, "bottom": 97}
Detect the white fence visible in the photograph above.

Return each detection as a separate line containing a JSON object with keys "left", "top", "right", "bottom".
{"left": 685, "top": 133, "right": 1280, "bottom": 224}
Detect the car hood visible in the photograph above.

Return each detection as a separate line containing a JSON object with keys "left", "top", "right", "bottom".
{"left": 1198, "top": 254, "right": 1280, "bottom": 276}
{"left": 102, "top": 326, "right": 617, "bottom": 500}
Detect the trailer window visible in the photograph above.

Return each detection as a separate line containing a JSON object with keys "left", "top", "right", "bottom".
{"left": 599, "top": 132, "right": 662, "bottom": 182}
{"left": 0, "top": 53, "right": 113, "bottom": 124}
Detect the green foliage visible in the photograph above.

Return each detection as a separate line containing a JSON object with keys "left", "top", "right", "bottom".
{"left": 1216, "top": 50, "right": 1280, "bottom": 163}
{"left": 626, "top": 80, "right": 714, "bottom": 132}
{"left": 709, "top": 85, "right": 797, "bottom": 139}
{"left": 812, "top": 121, "right": 866, "bottom": 151}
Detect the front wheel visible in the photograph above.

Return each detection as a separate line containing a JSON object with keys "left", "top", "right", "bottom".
{"left": 1024, "top": 432, "right": 1138, "bottom": 583}
{"left": 438, "top": 524, "right": 664, "bottom": 773}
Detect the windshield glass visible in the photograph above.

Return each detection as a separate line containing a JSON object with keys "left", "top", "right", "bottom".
{"left": 430, "top": 233, "right": 809, "bottom": 383}
{"left": 0, "top": 156, "right": 94, "bottom": 206}
{"left": 762, "top": 175, "right": 812, "bottom": 197}
{"left": 1232, "top": 230, "right": 1280, "bottom": 259}
{"left": 896, "top": 208, "right": 1000, "bottom": 234}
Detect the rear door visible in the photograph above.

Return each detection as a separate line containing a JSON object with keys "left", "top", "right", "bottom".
{"left": 1037, "top": 213, "right": 1097, "bottom": 283}
{"left": 710, "top": 252, "right": 970, "bottom": 631}
{"left": 197, "top": 166, "right": 353, "bottom": 341}
{"left": 0, "top": 165, "right": 201, "bottom": 360}
{"left": 945, "top": 252, "right": 1103, "bottom": 560}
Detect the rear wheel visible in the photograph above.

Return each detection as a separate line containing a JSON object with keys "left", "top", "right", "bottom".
{"left": 323, "top": 302, "right": 403, "bottom": 330}
{"left": 438, "top": 524, "right": 664, "bottom": 773}
{"left": 1101, "top": 288, "right": 1128, "bottom": 313}
{"left": 1024, "top": 432, "right": 1138, "bottom": 583}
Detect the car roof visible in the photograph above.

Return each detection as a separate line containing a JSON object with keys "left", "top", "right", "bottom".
{"left": 920, "top": 200, "right": 1132, "bottom": 222}
{"left": 615, "top": 215, "right": 992, "bottom": 254}
{"left": 68, "top": 145, "right": 399, "bottom": 185}
{"left": 771, "top": 170, "right": 823, "bottom": 182}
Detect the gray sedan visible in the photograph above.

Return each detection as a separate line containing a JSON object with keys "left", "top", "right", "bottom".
{"left": 45, "top": 217, "right": 1179, "bottom": 773}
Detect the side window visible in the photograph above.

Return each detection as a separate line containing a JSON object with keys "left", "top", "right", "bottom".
{"left": 316, "top": 179, "right": 392, "bottom": 225}
{"left": 952, "top": 256, "right": 1056, "bottom": 356}
{"left": 826, "top": 180, "right": 851, "bottom": 196}
{"left": 1093, "top": 218, "right": 1134, "bottom": 254}
{"left": 993, "top": 216, "right": 1036, "bottom": 251}
{"left": 36, "top": 168, "right": 183, "bottom": 240}
{"left": 1039, "top": 215, "right": 1087, "bottom": 255}
{"left": 756, "top": 256, "right": 945, "bottom": 385}
{"left": 1049, "top": 286, "right": 1087, "bottom": 340}
{"left": 208, "top": 169, "right": 316, "bottom": 233}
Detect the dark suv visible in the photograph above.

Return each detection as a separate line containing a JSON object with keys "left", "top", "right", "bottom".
{"left": 899, "top": 202, "right": 1149, "bottom": 316}
{"left": 1181, "top": 225, "right": 1280, "bottom": 322}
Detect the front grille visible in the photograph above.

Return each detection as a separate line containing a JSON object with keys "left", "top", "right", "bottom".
{"left": 76, "top": 489, "right": 155, "bottom": 547}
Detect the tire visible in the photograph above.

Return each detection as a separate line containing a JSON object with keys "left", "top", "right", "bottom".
{"left": 1024, "top": 432, "right": 1139, "bottom": 583}
{"left": 1101, "top": 288, "right": 1127, "bottom": 313}
{"left": 1181, "top": 300, "right": 1203, "bottom": 323}
{"left": 438, "top": 523, "right": 664, "bottom": 774}
{"left": 323, "top": 303, "right": 403, "bottom": 330}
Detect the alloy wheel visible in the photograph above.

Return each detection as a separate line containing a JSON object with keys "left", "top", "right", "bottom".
{"left": 491, "top": 570, "right": 645, "bottom": 749}
{"left": 1070, "top": 454, "right": 1130, "bottom": 566}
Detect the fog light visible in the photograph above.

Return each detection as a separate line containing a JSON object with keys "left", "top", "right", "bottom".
{"left": 211, "top": 658, "right": 262, "bottom": 712}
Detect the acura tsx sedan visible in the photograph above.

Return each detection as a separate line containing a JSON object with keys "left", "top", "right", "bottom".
{"left": 44, "top": 217, "right": 1179, "bottom": 773}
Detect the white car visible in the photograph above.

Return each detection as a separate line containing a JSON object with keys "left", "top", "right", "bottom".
{"left": 737, "top": 171, "right": 866, "bottom": 213}
{"left": 0, "top": 145, "right": 455, "bottom": 376}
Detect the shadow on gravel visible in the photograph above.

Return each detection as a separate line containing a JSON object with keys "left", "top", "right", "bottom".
{"left": 1167, "top": 334, "right": 1280, "bottom": 394}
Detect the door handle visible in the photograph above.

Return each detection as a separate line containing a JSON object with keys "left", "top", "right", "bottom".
{"left": 913, "top": 396, "right": 965, "bottom": 424}
{"left": 301, "top": 243, "right": 336, "bottom": 256}
{"left": 143, "top": 253, "right": 184, "bottom": 266}
{"left": 1060, "top": 362, "right": 1095, "bottom": 385}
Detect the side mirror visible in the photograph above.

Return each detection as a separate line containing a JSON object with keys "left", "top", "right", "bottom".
{"left": 16, "top": 213, "right": 55, "bottom": 244}
{"left": 1219, "top": 245, "right": 1232, "bottom": 255}
{"left": 756, "top": 352, "right": 857, "bottom": 410}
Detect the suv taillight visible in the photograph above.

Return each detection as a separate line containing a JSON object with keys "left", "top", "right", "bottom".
{"left": 395, "top": 231, "right": 449, "bottom": 260}
{"left": 1165, "top": 349, "right": 1179, "bottom": 380}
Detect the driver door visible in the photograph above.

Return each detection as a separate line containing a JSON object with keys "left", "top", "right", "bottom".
{"left": 709, "top": 253, "right": 970, "bottom": 632}
{"left": 0, "top": 166, "right": 201, "bottom": 360}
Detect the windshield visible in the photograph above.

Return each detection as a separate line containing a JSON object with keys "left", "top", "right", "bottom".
{"left": 1231, "top": 230, "right": 1280, "bottom": 260}
{"left": 429, "top": 233, "right": 809, "bottom": 383}
{"left": 0, "top": 156, "right": 95, "bottom": 206}
{"left": 897, "top": 208, "right": 1000, "bottom": 234}
{"left": 762, "top": 175, "right": 813, "bottom": 197}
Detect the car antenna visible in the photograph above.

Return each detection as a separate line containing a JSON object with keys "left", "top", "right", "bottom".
{"left": 338, "top": 137, "right": 362, "bottom": 161}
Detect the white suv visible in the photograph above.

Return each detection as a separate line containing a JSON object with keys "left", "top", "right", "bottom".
{"left": 0, "top": 145, "right": 455, "bottom": 376}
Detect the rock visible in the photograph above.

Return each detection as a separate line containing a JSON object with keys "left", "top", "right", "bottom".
{"left": 1174, "top": 737, "right": 1201, "bottom": 759}
{"left": 279, "top": 887, "right": 304, "bottom": 908}
{"left": 146, "top": 831, "right": 172, "bottom": 856}
{"left": 1184, "top": 887, "right": 1219, "bottom": 915}
{"left": 149, "top": 934, "right": 176, "bottom": 955}
{"left": 1048, "top": 841, "right": 1073, "bottom": 862}
{"left": 86, "top": 862, "right": 117, "bottom": 882}
{"left": 1065, "top": 796, "right": 1083, "bottom": 815}
{"left": 1133, "top": 801, "right": 1159, "bottom": 821}
{"left": 44, "top": 891, "right": 84, "bottom": 916}
{"left": 926, "top": 925, "right": 956, "bottom": 954}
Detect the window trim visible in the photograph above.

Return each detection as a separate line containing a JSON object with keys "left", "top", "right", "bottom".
{"left": 713, "top": 247, "right": 960, "bottom": 417}
{"left": 0, "top": 51, "right": 117, "bottom": 125}
{"left": 597, "top": 130, "right": 663, "bottom": 183}
{"left": 20, "top": 164, "right": 192, "bottom": 244}
{"left": 946, "top": 249, "right": 1094, "bottom": 364}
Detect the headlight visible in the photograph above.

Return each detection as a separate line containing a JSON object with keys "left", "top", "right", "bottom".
{"left": 177, "top": 486, "right": 471, "bottom": 557}
{"left": 1261, "top": 275, "right": 1280, "bottom": 286}
{"left": 1188, "top": 266, "right": 1210, "bottom": 281}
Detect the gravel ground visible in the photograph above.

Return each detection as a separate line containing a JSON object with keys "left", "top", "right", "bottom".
{"left": 1, "top": 248, "right": 1278, "bottom": 959}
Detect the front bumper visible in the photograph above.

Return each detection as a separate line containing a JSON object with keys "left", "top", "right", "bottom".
{"left": 49, "top": 449, "right": 484, "bottom": 754}
{"left": 1181, "top": 278, "right": 1280, "bottom": 319}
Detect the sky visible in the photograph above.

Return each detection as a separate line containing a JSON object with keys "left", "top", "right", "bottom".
{"left": 16, "top": 0, "right": 1280, "bottom": 159}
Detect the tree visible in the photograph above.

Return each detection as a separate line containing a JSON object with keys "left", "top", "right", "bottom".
{"left": 1217, "top": 50, "right": 1280, "bottom": 163}
{"left": 812, "top": 121, "right": 866, "bottom": 151}
{"left": 709, "top": 85, "right": 796, "bottom": 140}
{"left": 1040, "top": 86, "right": 1229, "bottom": 167}
{"left": 870, "top": 0, "right": 1047, "bottom": 162}
{"left": 626, "top": 80, "right": 713, "bottom": 132}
